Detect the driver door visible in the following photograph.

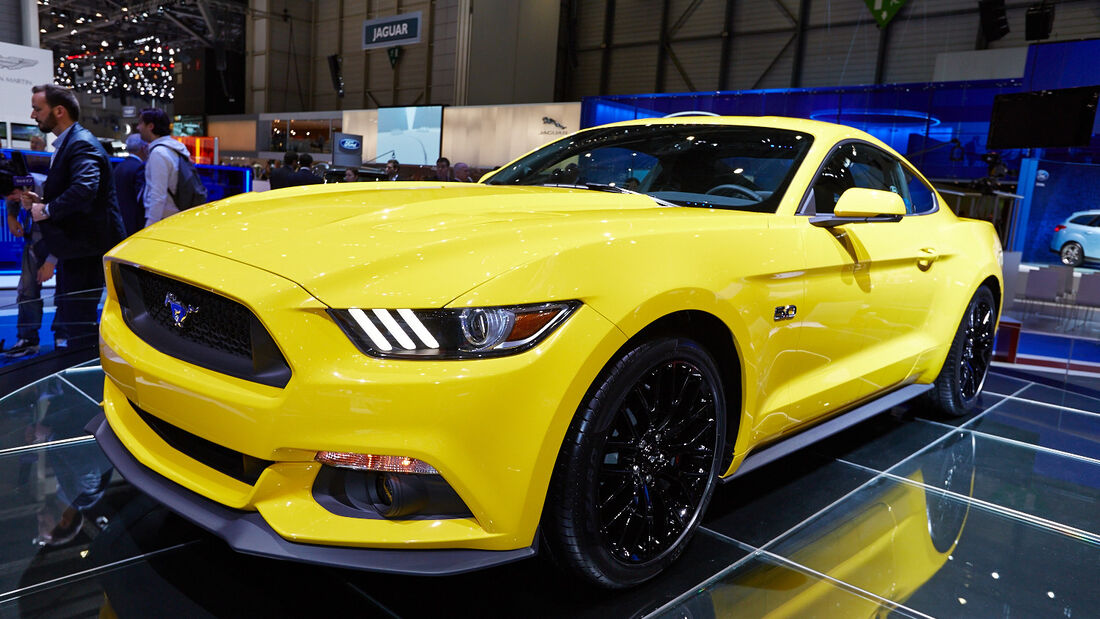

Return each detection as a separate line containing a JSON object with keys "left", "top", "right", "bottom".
{"left": 782, "top": 142, "right": 944, "bottom": 428}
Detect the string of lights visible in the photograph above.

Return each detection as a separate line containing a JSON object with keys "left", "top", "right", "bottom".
{"left": 54, "top": 37, "right": 177, "bottom": 99}
{"left": 38, "top": 0, "right": 247, "bottom": 101}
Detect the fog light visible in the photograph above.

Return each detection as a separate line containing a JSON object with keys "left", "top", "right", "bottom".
{"left": 370, "top": 472, "right": 429, "bottom": 518}
{"left": 315, "top": 451, "right": 439, "bottom": 474}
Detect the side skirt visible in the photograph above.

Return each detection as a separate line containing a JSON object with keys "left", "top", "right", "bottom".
{"left": 723, "top": 383, "right": 932, "bottom": 482}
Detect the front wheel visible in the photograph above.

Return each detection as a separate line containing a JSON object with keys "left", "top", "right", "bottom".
{"left": 543, "top": 337, "right": 726, "bottom": 588}
{"left": 927, "top": 287, "right": 997, "bottom": 417}
{"left": 1060, "top": 242, "right": 1085, "bottom": 267}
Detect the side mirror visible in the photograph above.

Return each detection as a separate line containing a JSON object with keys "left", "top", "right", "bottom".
{"left": 834, "top": 187, "right": 907, "bottom": 217}
{"left": 810, "top": 187, "right": 906, "bottom": 228}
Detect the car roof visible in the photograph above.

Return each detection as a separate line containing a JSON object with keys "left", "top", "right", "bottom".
{"left": 593, "top": 115, "right": 893, "bottom": 154}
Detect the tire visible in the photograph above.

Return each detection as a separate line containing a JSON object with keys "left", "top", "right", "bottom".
{"left": 1060, "top": 242, "right": 1085, "bottom": 267}
{"left": 927, "top": 287, "right": 997, "bottom": 417}
{"left": 543, "top": 337, "right": 726, "bottom": 589}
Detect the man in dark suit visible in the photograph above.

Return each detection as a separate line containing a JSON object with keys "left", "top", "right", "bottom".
{"left": 291, "top": 153, "right": 323, "bottom": 185}
{"left": 24, "top": 84, "right": 125, "bottom": 349}
{"left": 269, "top": 152, "right": 298, "bottom": 189}
{"left": 113, "top": 133, "right": 146, "bottom": 237}
{"left": 384, "top": 158, "right": 401, "bottom": 181}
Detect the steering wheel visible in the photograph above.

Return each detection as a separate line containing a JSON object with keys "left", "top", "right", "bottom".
{"left": 705, "top": 184, "right": 762, "bottom": 201}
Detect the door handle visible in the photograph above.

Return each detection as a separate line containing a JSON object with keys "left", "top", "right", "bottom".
{"left": 917, "top": 247, "right": 938, "bottom": 270}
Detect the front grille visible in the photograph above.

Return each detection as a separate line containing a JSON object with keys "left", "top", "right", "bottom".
{"left": 113, "top": 262, "right": 291, "bottom": 388}
{"left": 131, "top": 400, "right": 273, "bottom": 485}
{"left": 129, "top": 264, "right": 252, "bottom": 358}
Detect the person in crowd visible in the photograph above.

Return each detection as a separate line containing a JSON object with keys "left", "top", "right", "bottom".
{"left": 114, "top": 133, "right": 147, "bottom": 237}
{"left": 384, "top": 158, "right": 401, "bottom": 181}
{"left": 24, "top": 84, "right": 124, "bottom": 350}
{"left": 432, "top": 157, "right": 453, "bottom": 181}
{"left": 292, "top": 153, "right": 323, "bottom": 185}
{"left": 29, "top": 135, "right": 47, "bottom": 152}
{"left": 269, "top": 152, "right": 298, "bottom": 189}
{"left": 1, "top": 159, "right": 52, "bottom": 358}
{"left": 453, "top": 162, "right": 475, "bottom": 182}
{"left": 136, "top": 108, "right": 193, "bottom": 227}
{"left": 344, "top": 168, "right": 360, "bottom": 182}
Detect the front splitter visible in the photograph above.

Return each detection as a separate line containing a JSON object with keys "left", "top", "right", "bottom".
{"left": 88, "top": 413, "right": 536, "bottom": 575}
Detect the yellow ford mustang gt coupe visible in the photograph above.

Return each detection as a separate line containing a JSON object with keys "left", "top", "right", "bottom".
{"left": 91, "top": 117, "right": 1002, "bottom": 589}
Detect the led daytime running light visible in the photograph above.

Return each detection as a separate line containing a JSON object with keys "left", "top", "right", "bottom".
{"left": 333, "top": 301, "right": 580, "bottom": 359}
{"left": 316, "top": 451, "right": 439, "bottom": 475}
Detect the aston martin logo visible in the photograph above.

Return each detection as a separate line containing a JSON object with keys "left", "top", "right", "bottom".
{"left": 164, "top": 293, "right": 199, "bottom": 328}
{"left": 0, "top": 55, "right": 38, "bottom": 70}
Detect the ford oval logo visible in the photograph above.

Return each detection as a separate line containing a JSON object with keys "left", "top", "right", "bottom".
{"left": 339, "top": 138, "right": 361, "bottom": 150}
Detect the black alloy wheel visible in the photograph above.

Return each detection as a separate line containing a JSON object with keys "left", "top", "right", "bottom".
{"left": 957, "top": 292, "right": 996, "bottom": 402}
{"left": 1061, "top": 242, "right": 1085, "bottom": 267}
{"left": 597, "top": 359, "right": 719, "bottom": 563}
{"left": 543, "top": 337, "right": 726, "bottom": 588}
{"left": 928, "top": 286, "right": 997, "bottom": 417}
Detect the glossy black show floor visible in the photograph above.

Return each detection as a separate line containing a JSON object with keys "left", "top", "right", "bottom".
{"left": 1, "top": 366, "right": 1098, "bottom": 618}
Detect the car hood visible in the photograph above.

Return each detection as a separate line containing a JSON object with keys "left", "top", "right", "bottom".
{"left": 132, "top": 182, "right": 694, "bottom": 308}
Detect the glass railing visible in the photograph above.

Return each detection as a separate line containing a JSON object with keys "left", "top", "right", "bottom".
{"left": 995, "top": 256, "right": 1100, "bottom": 398}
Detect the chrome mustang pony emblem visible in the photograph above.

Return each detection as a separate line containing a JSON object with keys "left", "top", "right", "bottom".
{"left": 164, "top": 293, "right": 199, "bottom": 328}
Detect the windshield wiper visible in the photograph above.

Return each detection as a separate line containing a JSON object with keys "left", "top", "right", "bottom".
{"left": 541, "top": 182, "right": 678, "bottom": 207}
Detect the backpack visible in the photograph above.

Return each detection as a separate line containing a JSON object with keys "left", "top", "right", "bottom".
{"left": 151, "top": 143, "right": 208, "bottom": 210}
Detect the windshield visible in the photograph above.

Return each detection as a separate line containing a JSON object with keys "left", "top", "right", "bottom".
{"left": 486, "top": 124, "right": 814, "bottom": 212}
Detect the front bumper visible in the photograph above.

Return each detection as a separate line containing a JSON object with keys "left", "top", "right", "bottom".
{"left": 89, "top": 413, "right": 536, "bottom": 574}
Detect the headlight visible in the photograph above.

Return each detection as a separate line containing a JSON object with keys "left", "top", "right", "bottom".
{"left": 330, "top": 301, "right": 580, "bottom": 359}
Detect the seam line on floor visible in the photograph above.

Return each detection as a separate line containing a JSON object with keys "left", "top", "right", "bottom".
{"left": 999, "top": 393, "right": 1100, "bottom": 418}
{"left": 55, "top": 373, "right": 102, "bottom": 407}
{"left": 0, "top": 435, "right": 96, "bottom": 457}
{"left": 0, "top": 540, "right": 201, "bottom": 604}
{"left": 918, "top": 419, "right": 1100, "bottom": 468}
{"left": 836, "top": 458, "right": 1100, "bottom": 546}
{"left": 755, "top": 548, "right": 934, "bottom": 619}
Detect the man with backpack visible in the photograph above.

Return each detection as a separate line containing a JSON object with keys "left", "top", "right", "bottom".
{"left": 137, "top": 108, "right": 206, "bottom": 227}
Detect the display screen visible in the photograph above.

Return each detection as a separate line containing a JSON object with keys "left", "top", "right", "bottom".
{"left": 377, "top": 105, "right": 442, "bottom": 166}
{"left": 987, "top": 86, "right": 1099, "bottom": 149}
{"left": 173, "top": 115, "right": 206, "bottom": 137}
{"left": 11, "top": 123, "right": 43, "bottom": 142}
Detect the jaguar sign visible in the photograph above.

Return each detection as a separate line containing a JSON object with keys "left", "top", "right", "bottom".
{"left": 362, "top": 12, "right": 422, "bottom": 50}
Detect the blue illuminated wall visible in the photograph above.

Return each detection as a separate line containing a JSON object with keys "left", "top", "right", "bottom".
{"left": 583, "top": 80, "right": 1027, "bottom": 182}
{"left": 582, "top": 38, "right": 1100, "bottom": 184}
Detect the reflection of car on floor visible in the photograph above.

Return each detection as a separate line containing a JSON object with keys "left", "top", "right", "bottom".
{"left": 670, "top": 432, "right": 977, "bottom": 617}
{"left": 92, "top": 117, "right": 1003, "bottom": 589}
{"left": 1050, "top": 209, "right": 1100, "bottom": 267}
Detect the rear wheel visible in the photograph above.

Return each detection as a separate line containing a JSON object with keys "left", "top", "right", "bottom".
{"left": 927, "top": 287, "right": 997, "bottom": 417}
{"left": 1060, "top": 242, "right": 1084, "bottom": 267}
{"left": 543, "top": 337, "right": 726, "bottom": 588}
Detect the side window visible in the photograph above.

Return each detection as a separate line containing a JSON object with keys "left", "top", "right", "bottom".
{"left": 1070, "top": 214, "right": 1096, "bottom": 226}
{"left": 811, "top": 143, "right": 903, "bottom": 214}
{"left": 811, "top": 148, "right": 856, "bottom": 215}
{"left": 903, "top": 169, "right": 938, "bottom": 214}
